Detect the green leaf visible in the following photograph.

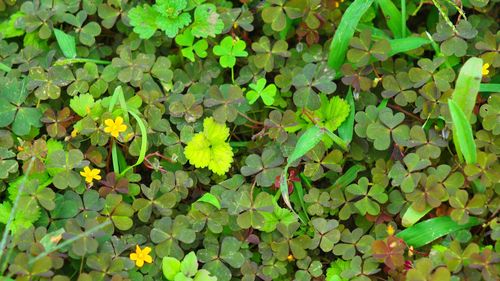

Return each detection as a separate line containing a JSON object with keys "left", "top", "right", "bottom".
{"left": 332, "top": 164, "right": 366, "bottom": 189}
{"left": 191, "top": 4, "right": 224, "bottom": 38}
{"left": 181, "top": 251, "right": 198, "bottom": 277}
{"left": 401, "top": 205, "right": 433, "bottom": 227}
{"left": 70, "top": 93, "right": 95, "bottom": 117}
{"left": 396, "top": 216, "right": 482, "bottom": 248}
{"left": 479, "top": 83, "right": 500, "bottom": 92}
{"left": 338, "top": 88, "right": 355, "bottom": 144}
{"left": 448, "top": 100, "right": 477, "bottom": 164}
{"left": 196, "top": 193, "right": 221, "bottom": 210}
{"left": 376, "top": 0, "right": 408, "bottom": 38}
{"left": 451, "top": 57, "right": 483, "bottom": 120}
{"left": 327, "top": 0, "right": 375, "bottom": 74}
{"left": 388, "top": 37, "right": 430, "bottom": 56}
{"left": 246, "top": 78, "right": 277, "bottom": 106}
{"left": 54, "top": 29, "right": 77, "bottom": 59}
{"left": 163, "top": 257, "right": 181, "bottom": 280}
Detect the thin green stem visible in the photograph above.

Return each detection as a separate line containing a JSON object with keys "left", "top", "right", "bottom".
{"left": 231, "top": 67, "right": 235, "bottom": 84}
{"left": 29, "top": 221, "right": 111, "bottom": 264}
{"left": 0, "top": 157, "right": 36, "bottom": 274}
{"left": 401, "top": 0, "right": 407, "bottom": 38}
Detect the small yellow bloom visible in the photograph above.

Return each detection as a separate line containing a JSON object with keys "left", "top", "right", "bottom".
{"left": 80, "top": 166, "right": 101, "bottom": 183}
{"left": 71, "top": 129, "right": 78, "bottom": 138}
{"left": 104, "top": 116, "right": 127, "bottom": 138}
{"left": 482, "top": 63, "right": 490, "bottom": 76}
{"left": 287, "top": 254, "right": 295, "bottom": 262}
{"left": 130, "top": 245, "right": 153, "bottom": 268}
{"left": 387, "top": 224, "right": 395, "bottom": 236}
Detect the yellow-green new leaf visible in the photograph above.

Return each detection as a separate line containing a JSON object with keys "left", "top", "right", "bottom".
{"left": 448, "top": 100, "right": 477, "bottom": 164}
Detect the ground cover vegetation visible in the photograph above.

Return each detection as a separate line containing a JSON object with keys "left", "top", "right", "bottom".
{"left": 0, "top": 0, "right": 499, "bottom": 280}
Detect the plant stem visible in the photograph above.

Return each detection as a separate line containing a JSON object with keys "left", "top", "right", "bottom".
{"left": 0, "top": 157, "right": 35, "bottom": 275}
{"left": 401, "top": 0, "right": 406, "bottom": 38}
{"left": 386, "top": 103, "right": 424, "bottom": 123}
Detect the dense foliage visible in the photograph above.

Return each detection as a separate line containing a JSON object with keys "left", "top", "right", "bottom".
{"left": 0, "top": 0, "right": 499, "bottom": 280}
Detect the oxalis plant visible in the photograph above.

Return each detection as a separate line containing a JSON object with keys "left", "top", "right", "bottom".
{"left": 0, "top": 0, "right": 499, "bottom": 280}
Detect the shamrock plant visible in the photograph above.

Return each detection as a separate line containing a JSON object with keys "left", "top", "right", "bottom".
{"left": 175, "top": 29, "right": 208, "bottom": 62}
{"left": 246, "top": 78, "right": 277, "bottom": 106}
{"left": 213, "top": 36, "right": 248, "bottom": 81}
{"left": 162, "top": 251, "right": 217, "bottom": 281}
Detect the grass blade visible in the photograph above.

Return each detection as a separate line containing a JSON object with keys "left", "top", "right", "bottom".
{"left": 338, "top": 88, "right": 355, "bottom": 144}
{"left": 448, "top": 99, "right": 477, "bottom": 164}
{"left": 388, "top": 37, "right": 430, "bottom": 57}
{"left": 280, "top": 126, "right": 324, "bottom": 216}
{"left": 0, "top": 62, "right": 12, "bottom": 72}
{"left": 332, "top": 164, "right": 366, "bottom": 189}
{"left": 479, "top": 83, "right": 500, "bottom": 92}
{"left": 376, "top": 0, "right": 407, "bottom": 38}
{"left": 396, "top": 216, "right": 481, "bottom": 248}
{"left": 54, "top": 29, "right": 77, "bottom": 59}
{"left": 451, "top": 57, "right": 483, "bottom": 120}
{"left": 401, "top": 205, "right": 432, "bottom": 227}
{"left": 327, "top": 0, "right": 375, "bottom": 74}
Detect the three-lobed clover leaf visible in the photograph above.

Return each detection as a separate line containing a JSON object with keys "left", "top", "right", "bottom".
{"left": 246, "top": 78, "right": 277, "bottom": 106}
{"left": 381, "top": 72, "right": 417, "bottom": 107}
{"left": 389, "top": 153, "right": 431, "bottom": 193}
{"left": 241, "top": 145, "right": 284, "bottom": 187}
{"left": 213, "top": 36, "right": 248, "bottom": 68}
{"left": 261, "top": 0, "right": 303, "bottom": 32}
{"left": 251, "top": 36, "right": 290, "bottom": 72}
{"left": 408, "top": 57, "right": 456, "bottom": 92}
{"left": 347, "top": 29, "right": 391, "bottom": 67}
{"left": 292, "top": 63, "right": 336, "bottom": 110}
{"left": 198, "top": 236, "right": 246, "bottom": 281}
{"left": 346, "top": 177, "right": 388, "bottom": 216}
{"left": 365, "top": 107, "right": 408, "bottom": 151}
{"left": 175, "top": 29, "right": 208, "bottom": 62}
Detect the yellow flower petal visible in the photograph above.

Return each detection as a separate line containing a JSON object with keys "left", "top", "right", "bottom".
{"left": 117, "top": 124, "right": 127, "bottom": 132}
{"left": 130, "top": 253, "right": 138, "bottom": 261}
{"left": 104, "top": 119, "right": 114, "bottom": 127}
{"left": 143, "top": 255, "right": 153, "bottom": 264}
{"left": 142, "top": 246, "right": 151, "bottom": 255}
{"left": 115, "top": 116, "right": 123, "bottom": 126}
{"left": 135, "top": 259, "right": 144, "bottom": 267}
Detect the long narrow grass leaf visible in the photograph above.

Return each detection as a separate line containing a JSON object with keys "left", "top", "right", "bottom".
{"left": 120, "top": 110, "right": 148, "bottom": 176}
{"left": 377, "top": 0, "right": 406, "bottom": 38}
{"left": 401, "top": 205, "right": 433, "bottom": 227}
{"left": 396, "top": 216, "right": 481, "bottom": 248}
{"left": 449, "top": 100, "right": 477, "bottom": 164}
{"left": 338, "top": 88, "right": 355, "bottom": 144}
{"left": 332, "top": 164, "right": 366, "bottom": 189}
{"left": 479, "top": 83, "right": 500, "bottom": 92}
{"left": 327, "top": 0, "right": 375, "bottom": 73}
{"left": 451, "top": 57, "right": 483, "bottom": 119}
{"left": 388, "top": 37, "right": 430, "bottom": 56}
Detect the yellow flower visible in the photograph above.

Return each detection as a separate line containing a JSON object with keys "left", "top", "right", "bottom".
{"left": 80, "top": 166, "right": 101, "bottom": 183}
{"left": 387, "top": 224, "right": 395, "bottom": 236}
{"left": 287, "top": 254, "right": 295, "bottom": 262}
{"left": 482, "top": 63, "right": 490, "bottom": 76}
{"left": 104, "top": 116, "right": 127, "bottom": 138}
{"left": 71, "top": 129, "right": 78, "bottom": 138}
{"left": 130, "top": 245, "right": 153, "bottom": 267}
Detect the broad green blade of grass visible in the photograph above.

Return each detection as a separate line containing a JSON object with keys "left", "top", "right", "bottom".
{"left": 0, "top": 62, "right": 11, "bottom": 72}
{"left": 449, "top": 100, "right": 477, "bottom": 164}
{"left": 332, "top": 164, "right": 366, "bottom": 189}
{"left": 451, "top": 57, "right": 483, "bottom": 120}
{"left": 280, "top": 126, "right": 324, "bottom": 216}
{"left": 54, "top": 29, "right": 77, "bottom": 59}
{"left": 479, "top": 83, "right": 500, "bottom": 92}
{"left": 388, "top": 37, "right": 430, "bottom": 56}
{"left": 396, "top": 216, "right": 481, "bottom": 248}
{"left": 376, "top": 0, "right": 408, "bottom": 38}
{"left": 338, "top": 88, "right": 355, "bottom": 144}
{"left": 327, "top": 0, "right": 375, "bottom": 74}
{"left": 401, "top": 205, "right": 432, "bottom": 227}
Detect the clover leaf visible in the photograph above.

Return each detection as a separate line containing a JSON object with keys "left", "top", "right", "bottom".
{"left": 246, "top": 78, "right": 277, "bottom": 106}
{"left": 213, "top": 36, "right": 248, "bottom": 69}
{"left": 198, "top": 236, "right": 246, "bottom": 281}
{"left": 292, "top": 63, "right": 336, "bottom": 110}
{"left": 346, "top": 177, "right": 388, "bottom": 216}
{"left": 241, "top": 145, "right": 284, "bottom": 187}
{"left": 251, "top": 36, "right": 290, "bottom": 72}
{"left": 365, "top": 107, "right": 408, "bottom": 150}
{"left": 175, "top": 29, "right": 208, "bottom": 62}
